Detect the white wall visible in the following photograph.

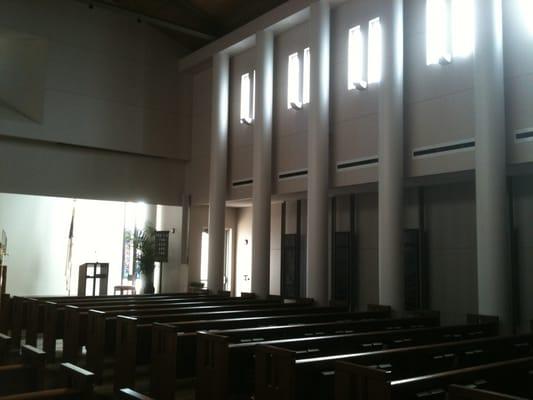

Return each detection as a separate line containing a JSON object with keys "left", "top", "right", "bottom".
{"left": 235, "top": 207, "right": 253, "bottom": 295}
{"left": 156, "top": 205, "right": 186, "bottom": 293}
{"left": 0, "top": 0, "right": 191, "bottom": 205}
{"left": 0, "top": 192, "right": 183, "bottom": 296}
{"left": 0, "top": 193, "right": 71, "bottom": 295}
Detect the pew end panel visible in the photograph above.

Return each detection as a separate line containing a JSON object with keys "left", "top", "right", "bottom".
{"left": 86, "top": 309, "right": 107, "bottom": 383}
{"left": 0, "top": 294, "right": 10, "bottom": 334}
{"left": 0, "top": 334, "right": 10, "bottom": 363}
{"left": 334, "top": 361, "right": 392, "bottom": 400}
{"left": 62, "top": 305, "right": 81, "bottom": 362}
{"left": 448, "top": 384, "right": 528, "bottom": 400}
{"left": 60, "top": 362, "right": 94, "bottom": 400}
{"left": 255, "top": 345, "right": 297, "bottom": 400}
{"left": 42, "top": 301, "right": 59, "bottom": 360}
{"left": 119, "top": 388, "right": 156, "bottom": 400}
{"left": 150, "top": 323, "right": 178, "bottom": 400}
{"left": 114, "top": 316, "right": 139, "bottom": 393}
{"left": 10, "top": 297, "right": 25, "bottom": 348}
{"left": 25, "top": 299, "right": 42, "bottom": 346}
{"left": 195, "top": 332, "right": 231, "bottom": 400}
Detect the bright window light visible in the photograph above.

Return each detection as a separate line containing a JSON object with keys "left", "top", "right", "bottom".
{"left": 287, "top": 52, "right": 301, "bottom": 109}
{"left": 302, "top": 47, "right": 310, "bottom": 105}
{"left": 240, "top": 72, "right": 252, "bottom": 124}
{"left": 368, "top": 18, "right": 382, "bottom": 84}
{"left": 426, "top": 0, "right": 451, "bottom": 65}
{"left": 452, "top": 0, "right": 475, "bottom": 58}
{"left": 348, "top": 25, "right": 366, "bottom": 90}
{"left": 519, "top": 0, "right": 533, "bottom": 35}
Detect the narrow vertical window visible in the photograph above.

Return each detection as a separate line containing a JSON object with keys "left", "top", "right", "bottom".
{"left": 302, "top": 47, "right": 311, "bottom": 105}
{"left": 251, "top": 70, "right": 256, "bottom": 121}
{"left": 367, "top": 18, "right": 382, "bottom": 84}
{"left": 240, "top": 73, "right": 252, "bottom": 124}
{"left": 452, "top": 0, "right": 474, "bottom": 58}
{"left": 348, "top": 25, "right": 366, "bottom": 90}
{"left": 287, "top": 52, "right": 301, "bottom": 109}
{"left": 426, "top": 0, "right": 451, "bottom": 65}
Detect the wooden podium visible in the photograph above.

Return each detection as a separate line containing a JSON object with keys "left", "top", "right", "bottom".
{"left": 78, "top": 263, "right": 109, "bottom": 296}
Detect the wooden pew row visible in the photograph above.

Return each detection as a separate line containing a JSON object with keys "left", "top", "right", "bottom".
{"left": 26, "top": 292, "right": 228, "bottom": 349}
{"left": 254, "top": 317, "right": 501, "bottom": 400}
{"left": 191, "top": 313, "right": 440, "bottom": 400}
{"left": 9, "top": 291, "right": 212, "bottom": 346}
{"left": 61, "top": 297, "right": 286, "bottom": 361}
{"left": 335, "top": 356, "right": 533, "bottom": 400}
{"left": 41, "top": 293, "right": 242, "bottom": 357}
{"left": 0, "top": 362, "right": 94, "bottom": 400}
{"left": 448, "top": 384, "right": 529, "bottom": 400}
{"left": 151, "top": 307, "right": 399, "bottom": 399}
{"left": 112, "top": 306, "right": 356, "bottom": 393}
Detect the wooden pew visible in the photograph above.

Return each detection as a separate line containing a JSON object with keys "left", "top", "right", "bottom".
{"left": 12, "top": 291, "right": 213, "bottom": 347}
{"left": 119, "top": 388, "right": 156, "bottom": 399}
{"left": 61, "top": 297, "right": 281, "bottom": 361}
{"left": 335, "top": 356, "right": 533, "bottom": 400}
{"left": 0, "top": 362, "right": 94, "bottom": 400}
{"left": 41, "top": 293, "right": 236, "bottom": 357}
{"left": 254, "top": 319, "right": 502, "bottom": 400}
{"left": 150, "top": 307, "right": 396, "bottom": 400}
{"left": 448, "top": 384, "right": 529, "bottom": 400}
{"left": 0, "top": 345, "right": 46, "bottom": 395}
{"left": 113, "top": 305, "right": 349, "bottom": 392}
{"left": 28, "top": 292, "right": 225, "bottom": 350}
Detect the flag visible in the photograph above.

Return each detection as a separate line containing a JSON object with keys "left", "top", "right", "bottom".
{"left": 65, "top": 201, "right": 76, "bottom": 295}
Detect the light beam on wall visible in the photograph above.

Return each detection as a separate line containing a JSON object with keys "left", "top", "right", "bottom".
{"left": 302, "top": 47, "right": 311, "bottom": 104}
{"left": 368, "top": 17, "right": 382, "bottom": 84}
{"left": 519, "top": 0, "right": 533, "bottom": 34}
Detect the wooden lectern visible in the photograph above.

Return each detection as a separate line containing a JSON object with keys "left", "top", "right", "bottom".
{"left": 78, "top": 263, "right": 109, "bottom": 296}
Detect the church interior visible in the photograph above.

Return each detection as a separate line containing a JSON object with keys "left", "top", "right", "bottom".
{"left": 0, "top": 0, "right": 533, "bottom": 399}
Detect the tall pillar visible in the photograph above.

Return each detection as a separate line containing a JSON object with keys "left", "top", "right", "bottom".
{"left": 251, "top": 30, "right": 274, "bottom": 298}
{"left": 378, "top": 0, "right": 404, "bottom": 309}
{"left": 207, "top": 52, "right": 230, "bottom": 293}
{"left": 306, "top": 0, "right": 330, "bottom": 305}
{"left": 474, "top": 0, "right": 511, "bottom": 326}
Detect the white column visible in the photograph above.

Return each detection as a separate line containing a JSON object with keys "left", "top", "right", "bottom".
{"left": 207, "top": 52, "right": 230, "bottom": 293}
{"left": 474, "top": 0, "right": 511, "bottom": 326}
{"left": 306, "top": 0, "right": 330, "bottom": 305}
{"left": 251, "top": 30, "right": 274, "bottom": 298}
{"left": 378, "top": 0, "right": 404, "bottom": 309}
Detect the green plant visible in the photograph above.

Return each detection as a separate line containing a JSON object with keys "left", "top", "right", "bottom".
{"left": 127, "top": 225, "right": 156, "bottom": 276}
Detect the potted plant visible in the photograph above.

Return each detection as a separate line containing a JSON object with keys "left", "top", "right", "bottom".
{"left": 129, "top": 225, "right": 156, "bottom": 294}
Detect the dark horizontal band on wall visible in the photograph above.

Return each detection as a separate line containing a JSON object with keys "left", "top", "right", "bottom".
{"left": 278, "top": 169, "right": 308, "bottom": 180}
{"left": 515, "top": 130, "right": 533, "bottom": 141}
{"left": 337, "top": 157, "right": 379, "bottom": 170}
{"left": 232, "top": 179, "right": 253, "bottom": 187}
{"left": 413, "top": 140, "right": 475, "bottom": 158}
